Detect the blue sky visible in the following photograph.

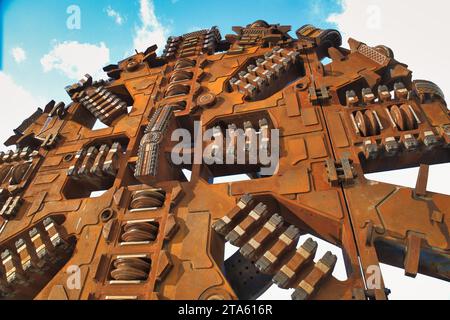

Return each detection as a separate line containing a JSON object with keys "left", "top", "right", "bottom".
{"left": 0, "top": 0, "right": 342, "bottom": 104}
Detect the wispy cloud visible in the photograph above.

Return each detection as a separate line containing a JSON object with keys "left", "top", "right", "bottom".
{"left": 40, "top": 41, "right": 110, "bottom": 80}
{"left": 11, "top": 47, "right": 27, "bottom": 63}
{"left": 0, "top": 72, "right": 46, "bottom": 146}
{"left": 106, "top": 6, "right": 124, "bottom": 25}
{"left": 133, "top": 0, "right": 169, "bottom": 53}
{"left": 310, "top": 0, "right": 323, "bottom": 16}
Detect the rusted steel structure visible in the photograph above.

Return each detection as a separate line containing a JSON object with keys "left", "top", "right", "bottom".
{"left": 0, "top": 20, "right": 448, "bottom": 300}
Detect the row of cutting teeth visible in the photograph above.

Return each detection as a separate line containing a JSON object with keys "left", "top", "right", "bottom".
{"left": 346, "top": 82, "right": 409, "bottom": 107}
{"left": 363, "top": 131, "right": 441, "bottom": 160}
{"left": 0, "top": 218, "right": 69, "bottom": 295}
{"left": 78, "top": 86, "right": 128, "bottom": 125}
{"left": 351, "top": 104, "right": 422, "bottom": 138}
{"left": 135, "top": 106, "right": 175, "bottom": 179}
{"left": 206, "top": 118, "right": 271, "bottom": 161}
{"left": 212, "top": 194, "right": 337, "bottom": 300}
{"left": 0, "top": 147, "right": 37, "bottom": 164}
{"left": 229, "top": 47, "right": 300, "bottom": 98}
{"left": 0, "top": 160, "right": 33, "bottom": 188}
{"left": 162, "top": 27, "right": 221, "bottom": 59}
{"left": 67, "top": 142, "right": 122, "bottom": 179}
{"left": 0, "top": 196, "right": 22, "bottom": 220}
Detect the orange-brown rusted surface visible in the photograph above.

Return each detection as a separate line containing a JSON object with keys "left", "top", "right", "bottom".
{"left": 0, "top": 20, "right": 448, "bottom": 300}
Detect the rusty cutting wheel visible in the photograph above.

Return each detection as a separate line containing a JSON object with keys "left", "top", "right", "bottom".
{"left": 174, "top": 58, "right": 196, "bottom": 70}
{"left": 121, "top": 222, "right": 159, "bottom": 242}
{"left": 130, "top": 189, "right": 166, "bottom": 209}
{"left": 110, "top": 257, "right": 151, "bottom": 281}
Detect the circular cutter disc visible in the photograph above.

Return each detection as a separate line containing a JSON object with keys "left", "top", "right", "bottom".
{"left": 364, "top": 110, "right": 380, "bottom": 136}
{"left": 165, "top": 84, "right": 189, "bottom": 97}
{"left": 130, "top": 196, "right": 163, "bottom": 209}
{"left": 400, "top": 104, "right": 417, "bottom": 130}
{"left": 121, "top": 224, "right": 157, "bottom": 242}
{"left": 123, "top": 222, "right": 158, "bottom": 234}
{"left": 355, "top": 111, "right": 369, "bottom": 137}
{"left": 113, "top": 258, "right": 150, "bottom": 271}
{"left": 130, "top": 190, "right": 166, "bottom": 209}
{"left": 170, "top": 70, "right": 193, "bottom": 83}
{"left": 133, "top": 189, "right": 166, "bottom": 201}
{"left": 122, "top": 229, "right": 156, "bottom": 242}
{"left": 111, "top": 267, "right": 149, "bottom": 281}
{"left": 175, "top": 58, "right": 195, "bottom": 70}
{"left": 390, "top": 105, "right": 406, "bottom": 131}
{"left": 319, "top": 29, "right": 342, "bottom": 48}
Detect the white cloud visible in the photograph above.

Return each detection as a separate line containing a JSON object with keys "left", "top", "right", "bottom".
{"left": 106, "top": 6, "right": 124, "bottom": 25}
{"left": 40, "top": 41, "right": 110, "bottom": 80}
{"left": 0, "top": 72, "right": 46, "bottom": 148}
{"left": 327, "top": 0, "right": 450, "bottom": 99}
{"left": 11, "top": 47, "right": 27, "bottom": 63}
{"left": 133, "top": 0, "right": 169, "bottom": 53}
{"left": 310, "top": 0, "right": 323, "bottom": 16}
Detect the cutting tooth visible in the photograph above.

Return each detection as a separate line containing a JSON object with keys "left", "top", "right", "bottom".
{"left": 103, "top": 142, "right": 122, "bottom": 176}
{"left": 273, "top": 238, "right": 318, "bottom": 288}
{"left": 212, "top": 194, "right": 254, "bottom": 236}
{"left": 255, "top": 225, "right": 301, "bottom": 273}
{"left": 77, "top": 146, "right": 98, "bottom": 177}
{"left": 362, "top": 88, "right": 375, "bottom": 104}
{"left": 346, "top": 90, "right": 358, "bottom": 107}
{"left": 291, "top": 251, "right": 337, "bottom": 300}
{"left": 43, "top": 218, "right": 70, "bottom": 251}
{"left": 1, "top": 249, "right": 26, "bottom": 285}
{"left": 225, "top": 202, "right": 268, "bottom": 246}
{"left": 378, "top": 85, "right": 391, "bottom": 102}
{"left": 394, "top": 82, "right": 408, "bottom": 100}
{"left": 67, "top": 148, "right": 87, "bottom": 178}
{"left": 90, "top": 144, "right": 110, "bottom": 177}
{"left": 15, "top": 239, "right": 33, "bottom": 272}
{"left": 240, "top": 214, "right": 284, "bottom": 260}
